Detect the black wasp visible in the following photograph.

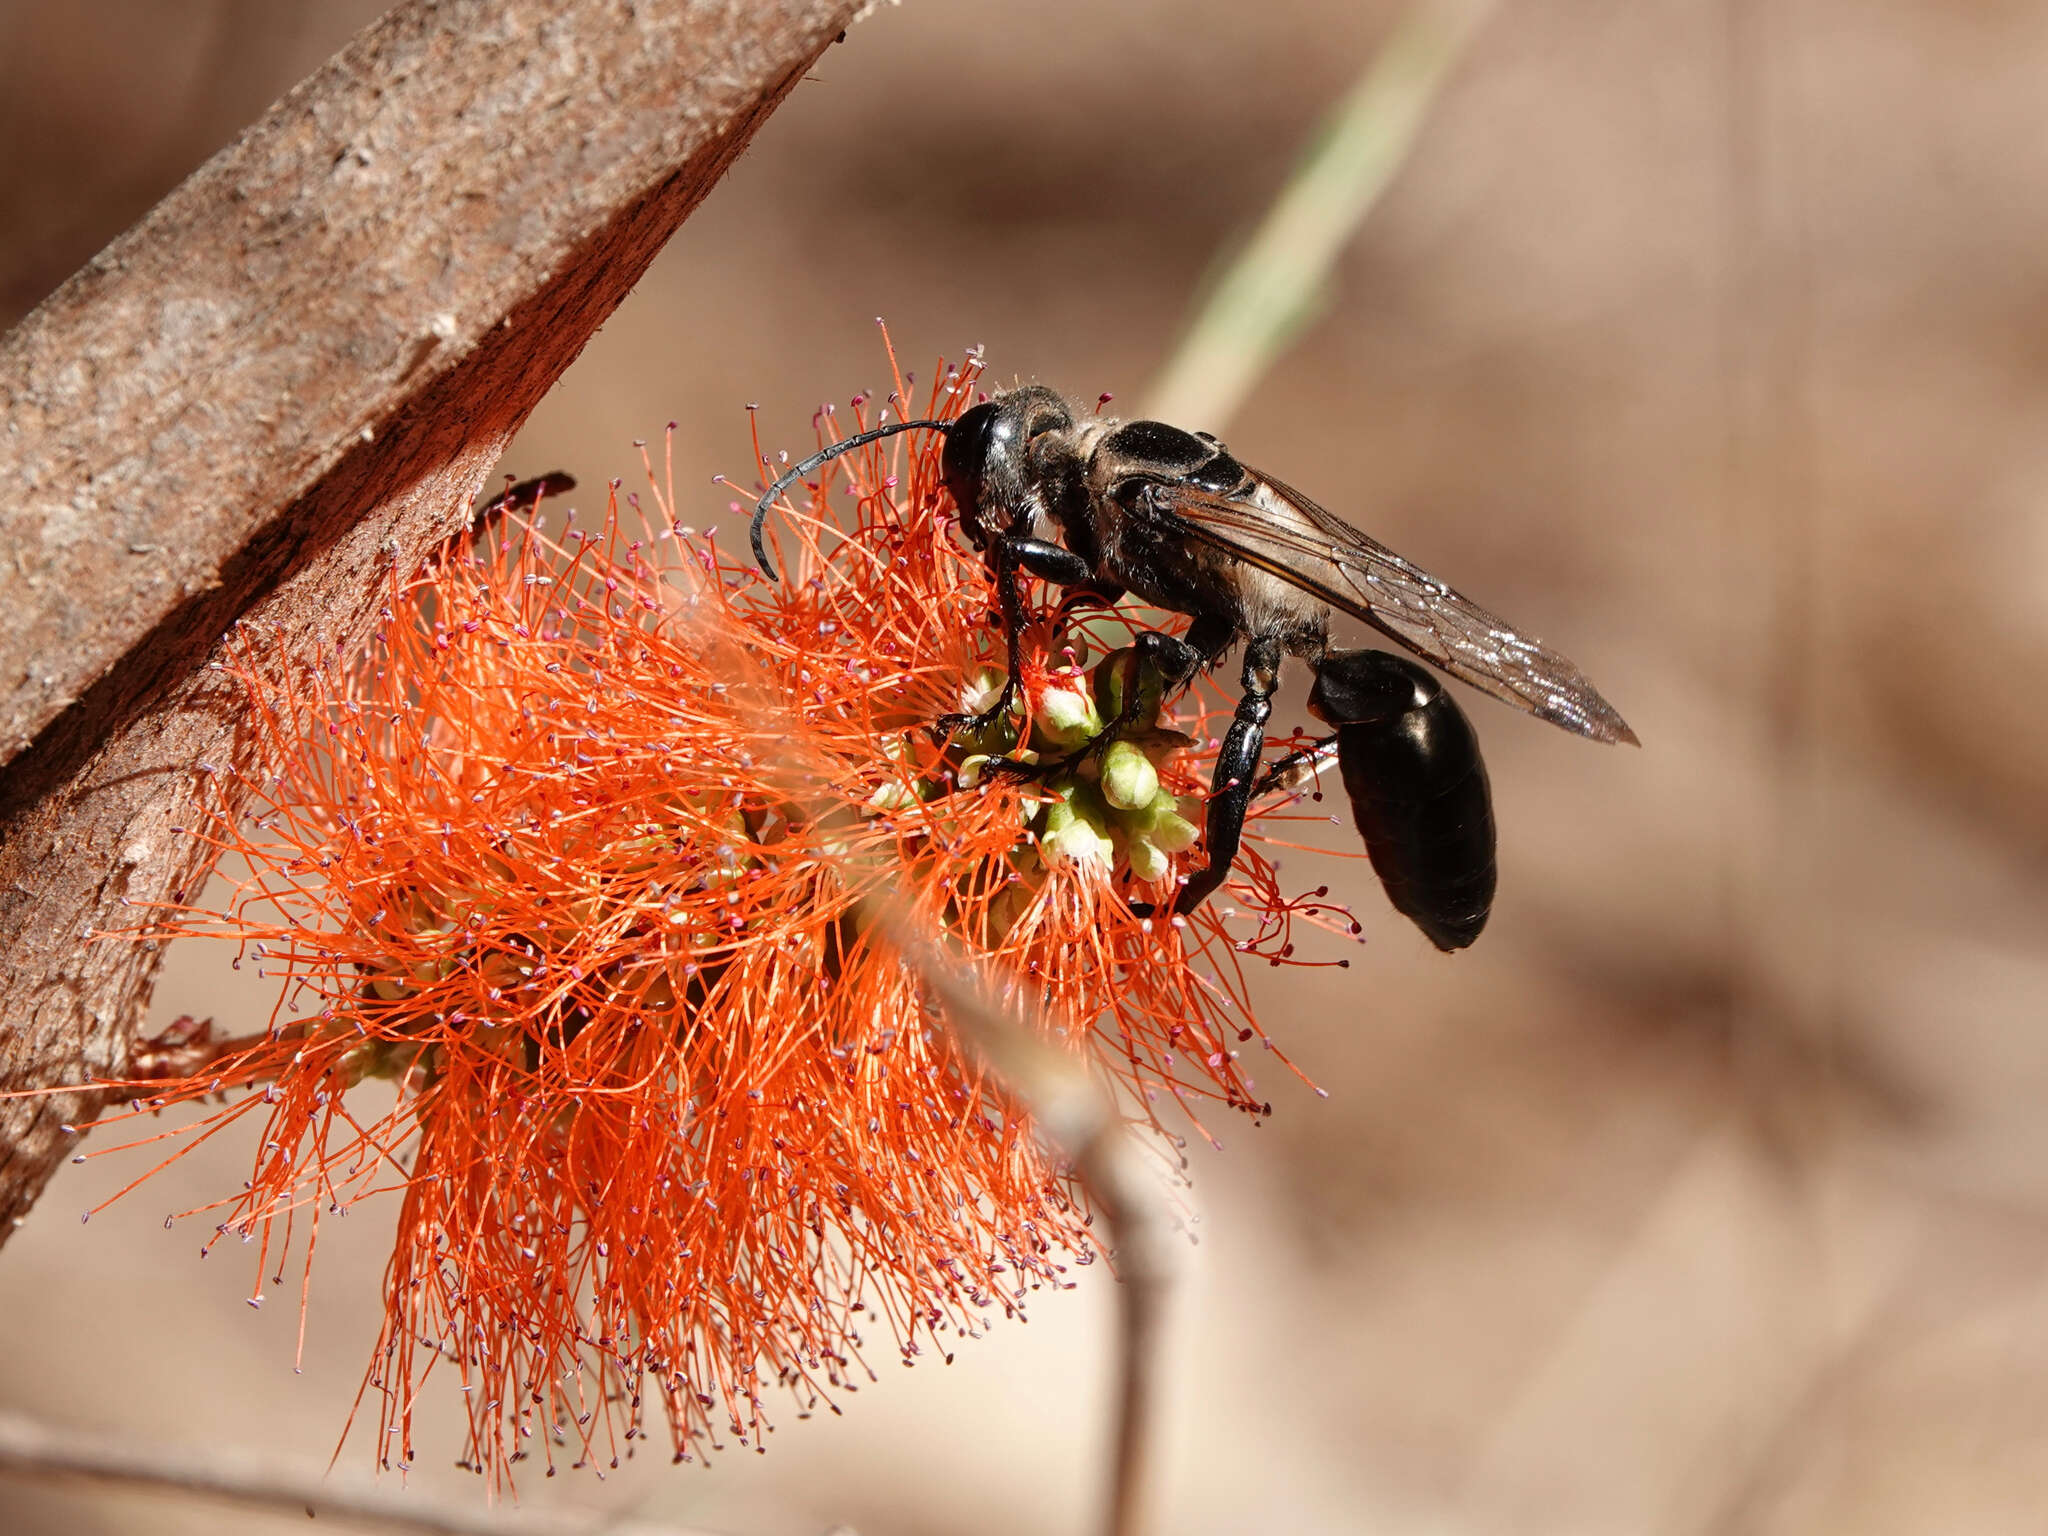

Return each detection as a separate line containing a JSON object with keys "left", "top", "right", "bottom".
{"left": 749, "top": 385, "right": 1636, "bottom": 950}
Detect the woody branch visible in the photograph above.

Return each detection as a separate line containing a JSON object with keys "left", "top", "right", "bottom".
{"left": 0, "top": 0, "right": 862, "bottom": 1248}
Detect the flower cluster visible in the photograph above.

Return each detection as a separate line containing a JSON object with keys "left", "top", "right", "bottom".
{"left": 89, "top": 347, "right": 1347, "bottom": 1485}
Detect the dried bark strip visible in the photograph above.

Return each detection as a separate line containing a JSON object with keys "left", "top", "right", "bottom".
{"left": 0, "top": 0, "right": 861, "bottom": 1245}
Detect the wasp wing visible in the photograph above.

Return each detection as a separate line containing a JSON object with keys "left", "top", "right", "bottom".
{"left": 1147, "top": 471, "right": 1638, "bottom": 744}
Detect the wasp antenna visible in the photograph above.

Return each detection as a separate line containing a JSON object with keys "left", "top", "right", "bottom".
{"left": 747, "top": 419, "right": 949, "bottom": 581}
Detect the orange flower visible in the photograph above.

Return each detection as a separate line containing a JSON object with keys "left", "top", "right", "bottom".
{"left": 85, "top": 344, "right": 1350, "bottom": 1485}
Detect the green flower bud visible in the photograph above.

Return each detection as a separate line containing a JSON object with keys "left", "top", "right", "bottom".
{"left": 1099, "top": 739, "right": 1160, "bottom": 810}
{"left": 1091, "top": 646, "right": 1168, "bottom": 728}
{"left": 1041, "top": 792, "right": 1076, "bottom": 834}
{"left": 1093, "top": 647, "right": 1132, "bottom": 717}
{"left": 1042, "top": 784, "right": 1116, "bottom": 867}
{"left": 1127, "top": 837, "right": 1171, "bottom": 883}
{"left": 1136, "top": 788, "right": 1201, "bottom": 853}
{"left": 1045, "top": 815, "right": 1116, "bottom": 868}
{"left": 1032, "top": 680, "right": 1101, "bottom": 750}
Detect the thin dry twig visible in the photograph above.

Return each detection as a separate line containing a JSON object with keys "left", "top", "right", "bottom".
{"left": 860, "top": 905, "right": 1176, "bottom": 1536}
{"left": 0, "top": 1409, "right": 742, "bottom": 1536}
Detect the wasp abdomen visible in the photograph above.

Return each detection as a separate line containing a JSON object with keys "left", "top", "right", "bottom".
{"left": 1309, "top": 651, "right": 1497, "bottom": 952}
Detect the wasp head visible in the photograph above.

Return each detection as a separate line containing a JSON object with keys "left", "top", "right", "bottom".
{"left": 941, "top": 384, "right": 1075, "bottom": 551}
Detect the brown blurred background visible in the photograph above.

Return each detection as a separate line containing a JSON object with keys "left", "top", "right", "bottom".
{"left": 5, "top": 1, "right": 2048, "bottom": 1532}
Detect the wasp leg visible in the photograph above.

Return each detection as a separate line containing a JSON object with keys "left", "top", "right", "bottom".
{"left": 1167, "top": 635, "right": 1282, "bottom": 915}
{"left": 1069, "top": 616, "right": 1229, "bottom": 755}
{"left": 980, "top": 615, "right": 1238, "bottom": 784}
{"left": 1144, "top": 613, "right": 1234, "bottom": 693}
{"left": 1011, "top": 537, "right": 1097, "bottom": 588}
{"left": 1251, "top": 733, "right": 1341, "bottom": 797}
{"left": 1051, "top": 611, "right": 1230, "bottom": 754}
{"left": 1097, "top": 628, "right": 1199, "bottom": 743}
{"left": 976, "top": 629, "right": 1190, "bottom": 782}
{"left": 932, "top": 536, "right": 1099, "bottom": 740}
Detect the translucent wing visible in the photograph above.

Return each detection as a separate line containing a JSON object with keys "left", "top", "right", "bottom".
{"left": 1148, "top": 471, "right": 1638, "bottom": 744}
